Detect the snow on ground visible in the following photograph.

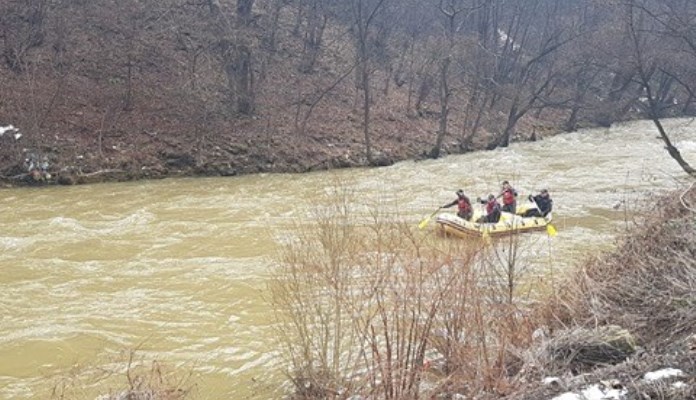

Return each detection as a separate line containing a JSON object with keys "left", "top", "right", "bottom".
{"left": 0, "top": 125, "right": 17, "bottom": 136}
{"left": 643, "top": 368, "right": 684, "bottom": 381}
{"left": 0, "top": 125, "right": 21, "bottom": 140}
{"left": 551, "top": 384, "right": 626, "bottom": 400}
{"left": 547, "top": 367, "right": 687, "bottom": 400}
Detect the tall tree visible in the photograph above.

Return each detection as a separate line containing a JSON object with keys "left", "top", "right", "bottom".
{"left": 237, "top": 0, "right": 255, "bottom": 24}
{"left": 624, "top": 0, "right": 696, "bottom": 176}
{"left": 429, "top": 0, "right": 473, "bottom": 158}
{"left": 488, "top": 0, "right": 583, "bottom": 148}
{"left": 298, "top": 0, "right": 328, "bottom": 73}
{"left": 350, "top": 0, "right": 388, "bottom": 165}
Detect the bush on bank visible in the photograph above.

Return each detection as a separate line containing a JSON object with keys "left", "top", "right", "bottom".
{"left": 503, "top": 185, "right": 696, "bottom": 400}
{"left": 271, "top": 185, "right": 695, "bottom": 400}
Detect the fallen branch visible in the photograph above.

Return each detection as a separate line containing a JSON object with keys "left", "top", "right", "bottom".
{"left": 75, "top": 169, "right": 125, "bottom": 177}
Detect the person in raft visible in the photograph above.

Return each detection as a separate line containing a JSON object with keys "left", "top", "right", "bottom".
{"left": 443, "top": 189, "right": 473, "bottom": 221}
{"left": 477, "top": 194, "right": 502, "bottom": 223}
{"left": 523, "top": 189, "right": 553, "bottom": 217}
{"left": 497, "top": 180, "right": 518, "bottom": 214}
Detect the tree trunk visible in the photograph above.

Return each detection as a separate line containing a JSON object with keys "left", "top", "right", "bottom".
{"left": 207, "top": 0, "right": 220, "bottom": 15}
{"left": 265, "top": 0, "right": 283, "bottom": 50}
{"left": 223, "top": 42, "right": 254, "bottom": 116}
{"left": 650, "top": 114, "right": 696, "bottom": 176}
{"left": 299, "top": 3, "right": 326, "bottom": 73}
{"left": 415, "top": 76, "right": 434, "bottom": 116}
{"left": 235, "top": 45, "right": 253, "bottom": 115}
{"left": 361, "top": 58, "right": 373, "bottom": 165}
{"left": 497, "top": 104, "right": 519, "bottom": 148}
{"left": 565, "top": 106, "right": 579, "bottom": 132}
{"left": 237, "top": 0, "right": 254, "bottom": 24}
{"left": 430, "top": 57, "right": 450, "bottom": 159}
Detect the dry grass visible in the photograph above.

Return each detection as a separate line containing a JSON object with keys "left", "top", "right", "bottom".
{"left": 270, "top": 184, "right": 547, "bottom": 399}
{"left": 270, "top": 183, "right": 695, "bottom": 400}
{"left": 547, "top": 185, "right": 696, "bottom": 347}
{"left": 49, "top": 348, "right": 195, "bottom": 400}
{"left": 503, "top": 184, "right": 696, "bottom": 400}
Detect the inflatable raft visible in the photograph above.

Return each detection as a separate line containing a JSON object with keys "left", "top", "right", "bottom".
{"left": 435, "top": 205, "right": 553, "bottom": 239}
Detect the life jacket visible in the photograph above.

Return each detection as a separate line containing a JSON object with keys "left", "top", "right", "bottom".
{"left": 458, "top": 197, "right": 471, "bottom": 213}
{"left": 486, "top": 199, "right": 500, "bottom": 214}
{"left": 502, "top": 189, "right": 516, "bottom": 205}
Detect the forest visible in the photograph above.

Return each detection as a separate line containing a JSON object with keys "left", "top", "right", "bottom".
{"left": 0, "top": 0, "right": 695, "bottom": 186}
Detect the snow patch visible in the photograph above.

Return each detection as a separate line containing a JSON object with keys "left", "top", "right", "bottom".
{"left": 0, "top": 124, "right": 17, "bottom": 136}
{"left": 543, "top": 377, "right": 562, "bottom": 386}
{"left": 551, "top": 393, "right": 581, "bottom": 400}
{"left": 644, "top": 368, "right": 684, "bottom": 382}
{"left": 551, "top": 384, "right": 626, "bottom": 400}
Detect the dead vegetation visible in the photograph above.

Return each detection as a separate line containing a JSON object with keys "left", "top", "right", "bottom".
{"left": 270, "top": 184, "right": 695, "bottom": 400}
{"left": 547, "top": 185, "right": 696, "bottom": 347}
{"left": 507, "top": 184, "right": 696, "bottom": 400}
{"left": 270, "top": 184, "right": 548, "bottom": 399}
{"left": 49, "top": 348, "right": 195, "bottom": 400}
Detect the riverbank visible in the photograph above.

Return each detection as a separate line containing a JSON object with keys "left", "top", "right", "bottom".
{"left": 499, "top": 184, "right": 696, "bottom": 400}
{"left": 0, "top": 94, "right": 564, "bottom": 188}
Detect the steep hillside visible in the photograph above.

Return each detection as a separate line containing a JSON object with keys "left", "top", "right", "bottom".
{"left": 0, "top": 1, "right": 575, "bottom": 186}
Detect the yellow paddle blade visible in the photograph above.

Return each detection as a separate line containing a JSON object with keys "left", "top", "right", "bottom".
{"left": 418, "top": 217, "right": 431, "bottom": 230}
{"left": 418, "top": 208, "right": 442, "bottom": 230}
{"left": 546, "top": 223, "right": 557, "bottom": 237}
{"left": 481, "top": 228, "right": 491, "bottom": 245}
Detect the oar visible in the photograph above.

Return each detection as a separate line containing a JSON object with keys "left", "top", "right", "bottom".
{"left": 530, "top": 196, "right": 557, "bottom": 237}
{"left": 418, "top": 207, "right": 442, "bottom": 230}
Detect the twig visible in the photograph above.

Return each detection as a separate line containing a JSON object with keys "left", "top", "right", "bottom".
{"left": 679, "top": 181, "right": 695, "bottom": 212}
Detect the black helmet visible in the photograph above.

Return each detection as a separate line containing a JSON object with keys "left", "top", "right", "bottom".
{"left": 456, "top": 189, "right": 464, "bottom": 196}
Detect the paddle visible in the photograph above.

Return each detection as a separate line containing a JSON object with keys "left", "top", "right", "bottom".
{"left": 418, "top": 207, "right": 442, "bottom": 230}
{"left": 529, "top": 196, "right": 557, "bottom": 237}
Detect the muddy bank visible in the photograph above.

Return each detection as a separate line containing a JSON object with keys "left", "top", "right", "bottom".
{"left": 0, "top": 114, "right": 562, "bottom": 188}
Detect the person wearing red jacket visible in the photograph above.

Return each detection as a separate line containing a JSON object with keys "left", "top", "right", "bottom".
{"left": 443, "top": 189, "right": 473, "bottom": 221}
{"left": 497, "top": 180, "right": 518, "bottom": 214}
{"left": 476, "top": 194, "right": 501, "bottom": 223}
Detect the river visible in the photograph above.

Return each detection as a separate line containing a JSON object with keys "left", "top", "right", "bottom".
{"left": 0, "top": 119, "right": 694, "bottom": 399}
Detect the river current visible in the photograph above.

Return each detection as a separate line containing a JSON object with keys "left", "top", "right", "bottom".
{"left": 0, "top": 119, "right": 694, "bottom": 399}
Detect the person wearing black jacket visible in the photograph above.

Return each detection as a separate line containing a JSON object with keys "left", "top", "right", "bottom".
{"left": 523, "top": 189, "right": 553, "bottom": 217}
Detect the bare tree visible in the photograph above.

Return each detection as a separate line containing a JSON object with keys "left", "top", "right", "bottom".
{"left": 237, "top": 0, "right": 255, "bottom": 24}
{"left": 429, "top": 0, "right": 475, "bottom": 159}
{"left": 298, "top": 0, "right": 328, "bottom": 73}
{"left": 487, "top": 0, "right": 582, "bottom": 148}
{"left": 350, "top": 0, "right": 389, "bottom": 165}
{"left": 0, "top": 0, "right": 48, "bottom": 73}
{"left": 624, "top": 0, "right": 696, "bottom": 176}
{"left": 207, "top": 1, "right": 256, "bottom": 116}
{"left": 263, "top": 0, "right": 286, "bottom": 50}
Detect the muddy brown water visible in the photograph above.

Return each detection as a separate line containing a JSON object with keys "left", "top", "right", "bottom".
{"left": 1, "top": 119, "right": 694, "bottom": 399}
